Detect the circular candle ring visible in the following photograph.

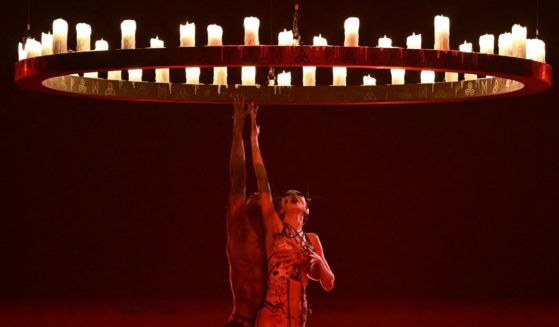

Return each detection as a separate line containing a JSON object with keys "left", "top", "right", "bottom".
{"left": 15, "top": 46, "right": 551, "bottom": 105}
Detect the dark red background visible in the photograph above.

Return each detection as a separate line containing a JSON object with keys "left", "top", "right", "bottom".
{"left": 1, "top": 0, "right": 558, "bottom": 325}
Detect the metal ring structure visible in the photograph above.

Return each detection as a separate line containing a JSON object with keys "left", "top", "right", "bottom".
{"left": 14, "top": 46, "right": 552, "bottom": 105}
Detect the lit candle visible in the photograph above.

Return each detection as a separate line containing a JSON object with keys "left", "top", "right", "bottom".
{"left": 180, "top": 22, "right": 196, "bottom": 47}
{"left": 313, "top": 34, "right": 328, "bottom": 46}
{"left": 363, "top": 74, "right": 376, "bottom": 86}
{"left": 244, "top": 17, "right": 260, "bottom": 45}
{"left": 207, "top": 24, "right": 223, "bottom": 46}
{"left": 84, "top": 39, "right": 109, "bottom": 78}
{"left": 378, "top": 35, "right": 392, "bottom": 48}
{"left": 498, "top": 32, "right": 513, "bottom": 56}
{"left": 391, "top": 69, "right": 405, "bottom": 85}
{"left": 332, "top": 67, "right": 347, "bottom": 86}
{"left": 186, "top": 67, "right": 201, "bottom": 84}
{"left": 479, "top": 34, "right": 495, "bottom": 54}
{"left": 128, "top": 69, "right": 142, "bottom": 82}
{"left": 526, "top": 39, "right": 546, "bottom": 63}
{"left": 41, "top": 32, "right": 53, "bottom": 55}
{"left": 277, "top": 71, "right": 291, "bottom": 86}
{"left": 76, "top": 23, "right": 92, "bottom": 52}
{"left": 434, "top": 15, "right": 450, "bottom": 50}
{"left": 53, "top": 18, "right": 68, "bottom": 54}
{"left": 121, "top": 20, "right": 136, "bottom": 49}
{"left": 242, "top": 66, "right": 256, "bottom": 86}
{"left": 25, "top": 38, "right": 42, "bottom": 58}
{"left": 18, "top": 42, "right": 26, "bottom": 61}
{"left": 459, "top": 41, "right": 477, "bottom": 80}
{"left": 512, "top": 24, "right": 527, "bottom": 58}
{"left": 151, "top": 37, "right": 170, "bottom": 83}
{"left": 420, "top": 70, "right": 435, "bottom": 84}
{"left": 407, "top": 33, "right": 422, "bottom": 49}
{"left": 213, "top": 67, "right": 227, "bottom": 85}
{"left": 278, "top": 29, "right": 294, "bottom": 46}
{"left": 303, "top": 67, "right": 316, "bottom": 86}
{"left": 445, "top": 72, "right": 459, "bottom": 82}
{"left": 108, "top": 71, "right": 122, "bottom": 80}
{"left": 344, "top": 17, "right": 360, "bottom": 47}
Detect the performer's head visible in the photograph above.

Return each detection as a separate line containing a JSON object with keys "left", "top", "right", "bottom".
{"left": 245, "top": 192, "right": 262, "bottom": 220}
{"left": 279, "top": 190, "right": 310, "bottom": 224}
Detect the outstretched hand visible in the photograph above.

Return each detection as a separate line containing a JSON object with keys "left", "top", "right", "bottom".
{"left": 249, "top": 102, "right": 260, "bottom": 138}
{"left": 232, "top": 94, "right": 247, "bottom": 131}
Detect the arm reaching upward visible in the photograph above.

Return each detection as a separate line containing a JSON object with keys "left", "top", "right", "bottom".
{"left": 228, "top": 95, "right": 247, "bottom": 215}
{"left": 249, "top": 103, "right": 283, "bottom": 245}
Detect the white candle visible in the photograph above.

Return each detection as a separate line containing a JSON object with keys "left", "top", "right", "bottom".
{"left": 344, "top": 17, "right": 360, "bottom": 47}
{"left": 434, "top": 15, "right": 450, "bottom": 50}
{"left": 108, "top": 71, "right": 122, "bottom": 80}
{"left": 76, "top": 23, "right": 92, "bottom": 52}
{"left": 303, "top": 67, "right": 316, "bottom": 86}
{"left": 53, "top": 18, "right": 68, "bottom": 54}
{"left": 213, "top": 67, "right": 227, "bottom": 85}
{"left": 241, "top": 66, "right": 256, "bottom": 86}
{"left": 445, "top": 72, "right": 459, "bottom": 82}
{"left": 84, "top": 39, "right": 109, "bottom": 78}
{"left": 41, "top": 32, "right": 53, "bottom": 55}
{"left": 25, "top": 38, "right": 42, "bottom": 58}
{"left": 121, "top": 20, "right": 136, "bottom": 49}
{"left": 498, "top": 32, "right": 513, "bottom": 56}
{"left": 512, "top": 24, "right": 527, "bottom": 58}
{"left": 244, "top": 17, "right": 260, "bottom": 45}
{"left": 526, "top": 39, "right": 546, "bottom": 63}
{"left": 313, "top": 34, "right": 328, "bottom": 46}
{"left": 150, "top": 37, "right": 169, "bottom": 83}
{"left": 479, "top": 34, "right": 495, "bottom": 54}
{"left": 391, "top": 69, "right": 405, "bottom": 85}
{"left": 185, "top": 67, "right": 201, "bottom": 84}
{"left": 18, "top": 42, "right": 27, "bottom": 61}
{"left": 363, "top": 74, "right": 376, "bottom": 86}
{"left": 332, "top": 67, "right": 347, "bottom": 86}
{"left": 207, "top": 24, "right": 223, "bottom": 46}
{"left": 459, "top": 41, "right": 477, "bottom": 80}
{"left": 420, "top": 70, "right": 435, "bottom": 84}
{"left": 180, "top": 22, "right": 196, "bottom": 47}
{"left": 277, "top": 71, "right": 291, "bottom": 86}
{"left": 378, "top": 35, "right": 392, "bottom": 48}
{"left": 407, "top": 33, "right": 422, "bottom": 49}
{"left": 128, "top": 69, "right": 142, "bottom": 82}
{"left": 278, "top": 29, "right": 294, "bottom": 46}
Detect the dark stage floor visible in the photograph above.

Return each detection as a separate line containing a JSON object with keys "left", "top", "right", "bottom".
{"left": 1, "top": 298, "right": 558, "bottom": 326}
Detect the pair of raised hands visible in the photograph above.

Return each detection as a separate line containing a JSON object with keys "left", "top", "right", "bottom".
{"left": 232, "top": 94, "right": 259, "bottom": 137}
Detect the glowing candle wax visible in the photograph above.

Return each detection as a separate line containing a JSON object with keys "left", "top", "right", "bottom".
{"left": 344, "top": 17, "right": 360, "bottom": 47}
{"left": 53, "top": 18, "right": 68, "bottom": 54}
{"left": 128, "top": 69, "right": 142, "bottom": 82}
{"left": 479, "top": 34, "right": 495, "bottom": 54}
{"left": 207, "top": 24, "right": 223, "bottom": 46}
{"left": 498, "top": 32, "right": 513, "bottom": 56}
{"left": 242, "top": 66, "right": 256, "bottom": 86}
{"left": 303, "top": 67, "right": 316, "bottom": 86}
{"left": 313, "top": 34, "right": 328, "bottom": 46}
{"left": 76, "top": 23, "right": 92, "bottom": 52}
{"left": 459, "top": 41, "right": 477, "bottom": 80}
{"left": 186, "top": 67, "right": 201, "bottom": 85}
{"left": 420, "top": 70, "right": 435, "bottom": 84}
{"left": 512, "top": 24, "right": 527, "bottom": 58}
{"left": 363, "top": 74, "right": 376, "bottom": 86}
{"left": 391, "top": 69, "right": 405, "bottom": 85}
{"left": 180, "top": 22, "right": 195, "bottom": 47}
{"left": 278, "top": 29, "right": 294, "bottom": 46}
{"left": 526, "top": 39, "right": 546, "bottom": 63}
{"left": 378, "top": 35, "right": 392, "bottom": 48}
{"left": 445, "top": 72, "right": 459, "bottom": 82}
{"left": 121, "top": 20, "right": 136, "bottom": 49}
{"left": 332, "top": 67, "right": 347, "bottom": 86}
{"left": 18, "top": 42, "right": 26, "bottom": 61}
{"left": 41, "top": 32, "right": 53, "bottom": 55}
{"left": 434, "top": 15, "right": 450, "bottom": 50}
{"left": 25, "top": 38, "right": 42, "bottom": 58}
{"left": 277, "top": 71, "right": 292, "bottom": 86}
{"left": 407, "top": 33, "right": 422, "bottom": 49}
{"left": 150, "top": 37, "right": 169, "bottom": 83}
{"left": 244, "top": 17, "right": 260, "bottom": 45}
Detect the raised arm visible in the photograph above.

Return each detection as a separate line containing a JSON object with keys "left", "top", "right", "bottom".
{"left": 249, "top": 103, "right": 283, "bottom": 240}
{"left": 228, "top": 95, "right": 247, "bottom": 215}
